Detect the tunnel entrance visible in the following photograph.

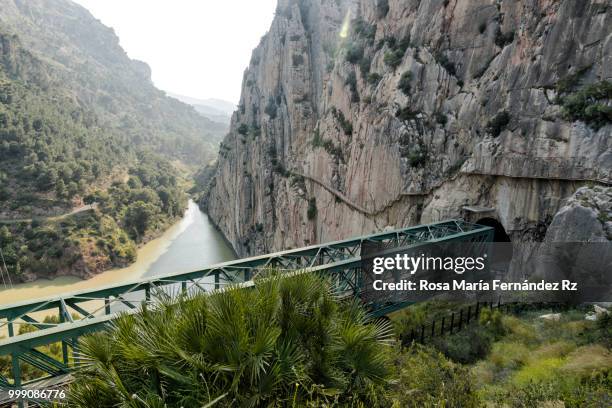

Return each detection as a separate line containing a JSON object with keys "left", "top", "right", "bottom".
{"left": 476, "top": 217, "right": 512, "bottom": 266}
{"left": 476, "top": 217, "right": 511, "bottom": 242}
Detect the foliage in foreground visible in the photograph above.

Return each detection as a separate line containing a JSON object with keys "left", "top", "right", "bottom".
{"left": 392, "top": 302, "right": 612, "bottom": 407}
{"left": 65, "top": 274, "right": 394, "bottom": 407}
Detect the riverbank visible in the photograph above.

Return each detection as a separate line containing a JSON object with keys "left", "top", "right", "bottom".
{"left": 0, "top": 200, "right": 234, "bottom": 306}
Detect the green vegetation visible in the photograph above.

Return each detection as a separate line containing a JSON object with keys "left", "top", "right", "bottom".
{"left": 312, "top": 128, "right": 344, "bottom": 160}
{"left": 398, "top": 71, "right": 413, "bottom": 96}
{"left": 55, "top": 271, "right": 610, "bottom": 408}
{"left": 382, "top": 36, "right": 411, "bottom": 70}
{"left": 237, "top": 123, "right": 249, "bottom": 136}
{"left": 486, "top": 110, "right": 511, "bottom": 137}
{"left": 65, "top": 274, "right": 393, "bottom": 407}
{"left": 345, "top": 43, "right": 364, "bottom": 64}
{"left": 307, "top": 197, "right": 317, "bottom": 220}
{"left": 395, "top": 106, "right": 420, "bottom": 122}
{"left": 391, "top": 302, "right": 612, "bottom": 407}
{"left": 555, "top": 65, "right": 591, "bottom": 94}
{"left": 435, "top": 52, "right": 456, "bottom": 76}
{"left": 495, "top": 28, "right": 515, "bottom": 48}
{"left": 560, "top": 81, "right": 612, "bottom": 130}
{"left": 392, "top": 344, "right": 479, "bottom": 407}
{"left": 264, "top": 97, "right": 278, "bottom": 119}
{"left": 367, "top": 72, "right": 383, "bottom": 86}
{"left": 345, "top": 71, "right": 359, "bottom": 102}
{"left": 434, "top": 111, "right": 448, "bottom": 125}
{"left": 0, "top": 153, "right": 186, "bottom": 280}
{"left": 353, "top": 19, "right": 376, "bottom": 44}
{"left": 331, "top": 107, "right": 353, "bottom": 136}
{"left": 384, "top": 50, "right": 403, "bottom": 70}
{"left": 0, "top": 23, "right": 219, "bottom": 281}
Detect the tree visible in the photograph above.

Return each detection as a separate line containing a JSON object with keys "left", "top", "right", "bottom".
{"left": 124, "top": 201, "right": 156, "bottom": 240}
{"left": 65, "top": 274, "right": 394, "bottom": 407}
{"left": 0, "top": 226, "right": 11, "bottom": 245}
{"left": 55, "top": 179, "right": 66, "bottom": 198}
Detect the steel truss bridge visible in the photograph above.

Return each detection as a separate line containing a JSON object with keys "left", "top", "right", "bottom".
{"left": 0, "top": 219, "right": 492, "bottom": 401}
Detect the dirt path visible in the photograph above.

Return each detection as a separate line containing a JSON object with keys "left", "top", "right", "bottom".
{"left": 0, "top": 203, "right": 97, "bottom": 225}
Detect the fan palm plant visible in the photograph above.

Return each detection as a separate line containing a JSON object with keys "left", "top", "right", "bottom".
{"left": 64, "top": 272, "right": 394, "bottom": 407}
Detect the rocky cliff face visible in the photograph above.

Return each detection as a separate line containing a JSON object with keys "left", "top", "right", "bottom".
{"left": 205, "top": 0, "right": 612, "bottom": 257}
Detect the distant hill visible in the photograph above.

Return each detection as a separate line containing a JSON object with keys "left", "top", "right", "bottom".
{"left": 168, "top": 93, "right": 235, "bottom": 125}
{"left": 0, "top": 0, "right": 227, "bottom": 281}
{"left": 0, "top": 0, "right": 226, "bottom": 166}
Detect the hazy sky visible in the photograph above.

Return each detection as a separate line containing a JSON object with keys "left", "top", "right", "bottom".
{"left": 73, "top": 0, "right": 278, "bottom": 104}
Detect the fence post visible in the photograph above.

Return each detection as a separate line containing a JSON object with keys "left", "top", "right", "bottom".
{"left": 459, "top": 309, "right": 463, "bottom": 330}
{"left": 420, "top": 325, "right": 425, "bottom": 343}
{"left": 431, "top": 321, "right": 436, "bottom": 338}
{"left": 441, "top": 317, "right": 445, "bottom": 336}
{"left": 450, "top": 312, "right": 455, "bottom": 334}
{"left": 467, "top": 306, "right": 471, "bottom": 324}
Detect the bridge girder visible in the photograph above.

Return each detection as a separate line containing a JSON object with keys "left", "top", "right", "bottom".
{"left": 0, "top": 219, "right": 493, "bottom": 391}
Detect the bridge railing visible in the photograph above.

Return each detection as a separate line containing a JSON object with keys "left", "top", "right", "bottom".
{"left": 0, "top": 219, "right": 493, "bottom": 392}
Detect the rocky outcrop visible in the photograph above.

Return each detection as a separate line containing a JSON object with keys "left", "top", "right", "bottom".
{"left": 205, "top": 0, "right": 612, "bottom": 257}
{"left": 545, "top": 186, "right": 612, "bottom": 242}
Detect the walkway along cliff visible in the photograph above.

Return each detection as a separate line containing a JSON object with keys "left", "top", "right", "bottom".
{"left": 202, "top": 0, "right": 612, "bottom": 257}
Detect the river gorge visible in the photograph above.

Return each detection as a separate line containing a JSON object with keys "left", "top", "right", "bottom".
{"left": 0, "top": 200, "right": 236, "bottom": 307}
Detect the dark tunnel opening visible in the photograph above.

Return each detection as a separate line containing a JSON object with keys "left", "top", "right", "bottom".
{"left": 476, "top": 217, "right": 512, "bottom": 266}
{"left": 476, "top": 217, "right": 511, "bottom": 242}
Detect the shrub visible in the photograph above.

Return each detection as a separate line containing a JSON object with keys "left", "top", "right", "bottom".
{"left": 398, "top": 71, "right": 413, "bottom": 95}
{"left": 435, "top": 111, "right": 448, "bottom": 125}
{"left": 345, "top": 71, "right": 359, "bottom": 102}
{"left": 307, "top": 198, "right": 317, "bottom": 220}
{"left": 237, "top": 123, "right": 249, "bottom": 135}
{"left": 555, "top": 66, "right": 591, "bottom": 94}
{"left": 368, "top": 72, "right": 383, "bottom": 85}
{"left": 408, "top": 151, "right": 427, "bottom": 168}
{"left": 486, "top": 110, "right": 511, "bottom": 137}
{"left": 66, "top": 274, "right": 394, "bottom": 407}
{"left": 431, "top": 324, "right": 494, "bottom": 364}
{"left": 390, "top": 344, "right": 480, "bottom": 407}
{"left": 395, "top": 106, "right": 420, "bottom": 122}
{"left": 353, "top": 19, "right": 376, "bottom": 43}
{"left": 359, "top": 55, "right": 371, "bottom": 75}
{"left": 332, "top": 107, "right": 353, "bottom": 135}
{"left": 345, "top": 43, "right": 364, "bottom": 64}
{"left": 384, "top": 50, "right": 403, "bottom": 69}
{"left": 561, "top": 81, "right": 612, "bottom": 130}
{"left": 495, "top": 28, "right": 515, "bottom": 47}
{"left": 264, "top": 97, "right": 278, "bottom": 119}
{"left": 435, "top": 52, "right": 456, "bottom": 76}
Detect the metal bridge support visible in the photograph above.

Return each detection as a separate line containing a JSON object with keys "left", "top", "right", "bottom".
{"left": 0, "top": 219, "right": 494, "bottom": 393}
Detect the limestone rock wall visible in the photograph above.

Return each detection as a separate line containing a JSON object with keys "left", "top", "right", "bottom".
{"left": 204, "top": 0, "right": 612, "bottom": 256}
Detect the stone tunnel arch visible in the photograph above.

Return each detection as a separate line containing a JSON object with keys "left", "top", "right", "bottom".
{"left": 475, "top": 217, "right": 511, "bottom": 242}
{"left": 476, "top": 217, "right": 512, "bottom": 266}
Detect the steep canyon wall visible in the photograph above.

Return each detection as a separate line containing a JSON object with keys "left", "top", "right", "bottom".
{"left": 204, "top": 0, "right": 611, "bottom": 256}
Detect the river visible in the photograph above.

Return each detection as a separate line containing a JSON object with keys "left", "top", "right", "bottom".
{"left": 0, "top": 200, "right": 236, "bottom": 307}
